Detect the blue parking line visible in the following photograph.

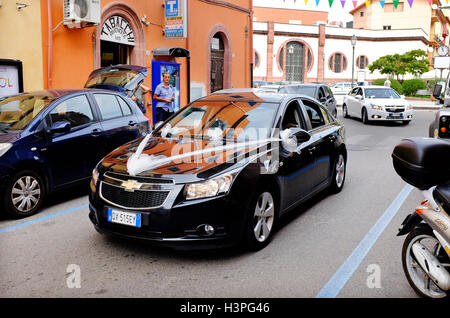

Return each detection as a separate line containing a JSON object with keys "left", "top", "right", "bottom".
{"left": 0, "top": 204, "right": 88, "bottom": 235}
{"left": 315, "top": 184, "right": 413, "bottom": 298}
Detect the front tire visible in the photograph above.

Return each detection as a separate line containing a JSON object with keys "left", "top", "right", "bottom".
{"left": 362, "top": 108, "right": 370, "bottom": 125}
{"left": 3, "top": 170, "right": 45, "bottom": 218}
{"left": 402, "top": 225, "right": 449, "bottom": 298}
{"left": 343, "top": 104, "right": 349, "bottom": 118}
{"left": 244, "top": 188, "right": 278, "bottom": 251}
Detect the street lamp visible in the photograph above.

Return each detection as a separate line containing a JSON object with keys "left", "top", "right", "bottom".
{"left": 351, "top": 35, "right": 357, "bottom": 88}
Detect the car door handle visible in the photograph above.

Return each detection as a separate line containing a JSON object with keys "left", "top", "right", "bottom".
{"left": 308, "top": 146, "right": 316, "bottom": 154}
{"left": 91, "top": 128, "right": 103, "bottom": 137}
{"left": 328, "top": 136, "right": 337, "bottom": 142}
{"left": 128, "top": 121, "right": 138, "bottom": 127}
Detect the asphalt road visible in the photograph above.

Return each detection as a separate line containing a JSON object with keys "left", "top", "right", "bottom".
{"left": 0, "top": 110, "right": 438, "bottom": 298}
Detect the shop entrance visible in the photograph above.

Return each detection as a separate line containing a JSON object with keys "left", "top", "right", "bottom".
{"left": 101, "top": 41, "right": 130, "bottom": 67}
{"left": 100, "top": 15, "right": 135, "bottom": 67}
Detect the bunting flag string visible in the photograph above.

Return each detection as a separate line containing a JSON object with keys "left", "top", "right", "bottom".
{"left": 316, "top": 0, "right": 321, "bottom": 5}
{"left": 407, "top": 0, "right": 413, "bottom": 7}
{"left": 352, "top": 0, "right": 358, "bottom": 8}
{"left": 278, "top": 0, "right": 430, "bottom": 8}
{"left": 340, "top": 0, "right": 346, "bottom": 7}
{"left": 365, "top": 0, "right": 370, "bottom": 8}
{"left": 328, "top": 0, "right": 334, "bottom": 7}
{"left": 428, "top": 0, "right": 432, "bottom": 5}
{"left": 379, "top": 0, "right": 385, "bottom": 8}
{"left": 393, "top": 0, "right": 399, "bottom": 8}
{"left": 304, "top": 0, "right": 307, "bottom": 5}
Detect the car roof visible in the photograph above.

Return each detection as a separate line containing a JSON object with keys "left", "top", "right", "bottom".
{"left": 16, "top": 88, "right": 123, "bottom": 99}
{"left": 200, "top": 89, "right": 308, "bottom": 103}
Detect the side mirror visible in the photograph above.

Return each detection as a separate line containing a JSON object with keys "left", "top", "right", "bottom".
{"left": 400, "top": 95, "right": 406, "bottom": 99}
{"left": 319, "top": 97, "right": 327, "bottom": 103}
{"left": 48, "top": 120, "right": 71, "bottom": 134}
{"left": 433, "top": 84, "right": 443, "bottom": 102}
{"left": 355, "top": 95, "right": 363, "bottom": 100}
{"left": 280, "top": 128, "right": 311, "bottom": 156}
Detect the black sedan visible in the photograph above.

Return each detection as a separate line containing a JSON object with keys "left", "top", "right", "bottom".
{"left": 278, "top": 84, "right": 338, "bottom": 118}
{"left": 88, "top": 90, "right": 347, "bottom": 250}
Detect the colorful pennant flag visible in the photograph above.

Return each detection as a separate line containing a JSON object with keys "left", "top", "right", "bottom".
{"left": 316, "top": 0, "right": 321, "bottom": 6}
{"left": 341, "top": 0, "right": 346, "bottom": 7}
{"left": 352, "top": 0, "right": 358, "bottom": 7}
{"left": 328, "top": 0, "right": 334, "bottom": 7}
{"left": 304, "top": 0, "right": 308, "bottom": 4}
{"left": 407, "top": 0, "right": 413, "bottom": 7}
{"left": 428, "top": 0, "right": 432, "bottom": 5}
{"left": 380, "top": 0, "right": 385, "bottom": 8}
{"left": 365, "top": 0, "right": 370, "bottom": 8}
{"left": 393, "top": 0, "right": 399, "bottom": 8}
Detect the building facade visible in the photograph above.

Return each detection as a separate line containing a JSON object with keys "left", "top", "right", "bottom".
{"left": 253, "top": 6, "right": 432, "bottom": 84}
{"left": 1, "top": 0, "right": 253, "bottom": 119}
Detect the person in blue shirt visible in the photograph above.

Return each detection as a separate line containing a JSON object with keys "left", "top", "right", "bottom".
{"left": 153, "top": 72, "right": 175, "bottom": 123}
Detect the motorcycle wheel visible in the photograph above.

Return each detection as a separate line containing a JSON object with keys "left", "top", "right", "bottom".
{"left": 402, "top": 225, "right": 450, "bottom": 298}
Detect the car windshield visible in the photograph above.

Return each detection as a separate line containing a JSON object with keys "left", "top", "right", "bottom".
{"left": 85, "top": 69, "right": 140, "bottom": 89}
{"left": 365, "top": 88, "right": 400, "bottom": 99}
{"left": 283, "top": 86, "right": 316, "bottom": 97}
{"left": 0, "top": 94, "right": 56, "bottom": 131}
{"left": 153, "top": 100, "right": 279, "bottom": 142}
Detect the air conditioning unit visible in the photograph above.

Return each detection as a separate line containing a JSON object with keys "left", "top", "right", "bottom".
{"left": 64, "top": 0, "right": 101, "bottom": 28}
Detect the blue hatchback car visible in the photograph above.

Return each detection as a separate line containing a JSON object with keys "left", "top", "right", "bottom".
{"left": 0, "top": 85, "right": 149, "bottom": 218}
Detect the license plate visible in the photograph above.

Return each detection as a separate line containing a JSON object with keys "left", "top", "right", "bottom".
{"left": 107, "top": 208, "right": 141, "bottom": 228}
{"left": 389, "top": 113, "right": 403, "bottom": 119}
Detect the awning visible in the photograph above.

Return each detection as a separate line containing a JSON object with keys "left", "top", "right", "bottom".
{"left": 152, "top": 47, "right": 190, "bottom": 58}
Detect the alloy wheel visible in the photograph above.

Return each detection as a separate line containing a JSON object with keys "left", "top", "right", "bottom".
{"left": 335, "top": 154, "right": 345, "bottom": 188}
{"left": 253, "top": 192, "right": 275, "bottom": 243}
{"left": 11, "top": 175, "right": 41, "bottom": 213}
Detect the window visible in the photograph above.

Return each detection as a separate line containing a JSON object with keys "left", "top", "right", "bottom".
{"left": 303, "top": 100, "right": 326, "bottom": 129}
{"left": 329, "top": 53, "right": 347, "bottom": 73}
{"left": 282, "top": 101, "right": 305, "bottom": 130}
{"left": 356, "top": 55, "right": 369, "bottom": 69}
{"left": 117, "top": 96, "right": 132, "bottom": 116}
{"left": 254, "top": 51, "right": 260, "bottom": 68}
{"left": 94, "top": 94, "right": 125, "bottom": 120}
{"left": 277, "top": 41, "right": 313, "bottom": 80}
{"left": 360, "top": 11, "right": 364, "bottom": 17}
{"left": 49, "top": 95, "right": 94, "bottom": 129}
{"left": 317, "top": 87, "right": 326, "bottom": 100}
{"left": 383, "top": 25, "right": 392, "bottom": 30}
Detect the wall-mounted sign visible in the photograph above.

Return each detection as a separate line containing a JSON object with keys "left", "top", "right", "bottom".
{"left": 0, "top": 60, "right": 23, "bottom": 97}
{"left": 164, "top": 0, "right": 187, "bottom": 39}
{"left": 101, "top": 15, "right": 135, "bottom": 46}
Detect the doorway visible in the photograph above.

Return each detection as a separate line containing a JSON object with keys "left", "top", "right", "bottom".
{"left": 101, "top": 41, "right": 130, "bottom": 67}
{"left": 210, "top": 33, "right": 225, "bottom": 93}
{"left": 285, "top": 41, "right": 304, "bottom": 83}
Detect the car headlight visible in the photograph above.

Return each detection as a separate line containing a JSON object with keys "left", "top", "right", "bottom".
{"left": 406, "top": 104, "right": 412, "bottom": 111}
{"left": 371, "top": 105, "right": 383, "bottom": 110}
{"left": 185, "top": 172, "right": 237, "bottom": 200}
{"left": 0, "top": 143, "right": 12, "bottom": 157}
{"left": 92, "top": 168, "right": 99, "bottom": 186}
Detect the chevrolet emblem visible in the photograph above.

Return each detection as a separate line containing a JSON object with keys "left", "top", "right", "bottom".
{"left": 121, "top": 179, "right": 142, "bottom": 192}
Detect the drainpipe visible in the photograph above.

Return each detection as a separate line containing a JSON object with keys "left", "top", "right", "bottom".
{"left": 47, "top": 0, "right": 53, "bottom": 89}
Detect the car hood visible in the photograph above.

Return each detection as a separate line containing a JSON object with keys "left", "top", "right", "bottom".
{"left": 366, "top": 98, "right": 408, "bottom": 106}
{"left": 100, "top": 136, "right": 272, "bottom": 184}
{"left": 0, "top": 131, "right": 20, "bottom": 143}
{"left": 84, "top": 65, "right": 148, "bottom": 92}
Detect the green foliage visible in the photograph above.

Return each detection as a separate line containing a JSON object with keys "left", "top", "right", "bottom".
{"left": 368, "top": 49, "right": 429, "bottom": 79}
{"left": 372, "top": 78, "right": 403, "bottom": 94}
{"left": 402, "top": 79, "right": 426, "bottom": 96}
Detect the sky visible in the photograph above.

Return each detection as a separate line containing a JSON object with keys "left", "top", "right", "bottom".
{"left": 253, "top": 0, "right": 449, "bottom": 24}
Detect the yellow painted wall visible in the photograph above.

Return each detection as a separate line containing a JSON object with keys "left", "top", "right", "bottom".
{"left": 0, "top": 0, "right": 44, "bottom": 92}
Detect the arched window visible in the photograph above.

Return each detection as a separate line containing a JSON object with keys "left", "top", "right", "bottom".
{"left": 277, "top": 41, "right": 313, "bottom": 82}
{"left": 356, "top": 55, "right": 369, "bottom": 69}
{"left": 329, "top": 53, "right": 347, "bottom": 73}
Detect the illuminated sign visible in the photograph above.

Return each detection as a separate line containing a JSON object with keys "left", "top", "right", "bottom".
{"left": 164, "top": 0, "right": 187, "bottom": 39}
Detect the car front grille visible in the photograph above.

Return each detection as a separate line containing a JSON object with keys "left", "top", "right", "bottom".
{"left": 105, "top": 171, "right": 173, "bottom": 184}
{"left": 100, "top": 182, "right": 170, "bottom": 209}
{"left": 385, "top": 107, "right": 405, "bottom": 113}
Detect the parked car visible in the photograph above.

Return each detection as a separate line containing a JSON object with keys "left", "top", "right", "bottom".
{"left": 343, "top": 86, "right": 413, "bottom": 125}
{"left": 330, "top": 82, "right": 352, "bottom": 95}
{"left": 258, "top": 84, "right": 283, "bottom": 93}
{"left": 429, "top": 83, "right": 450, "bottom": 139}
{"left": 0, "top": 89, "right": 149, "bottom": 218}
{"left": 89, "top": 89, "right": 347, "bottom": 251}
{"left": 278, "top": 84, "right": 338, "bottom": 118}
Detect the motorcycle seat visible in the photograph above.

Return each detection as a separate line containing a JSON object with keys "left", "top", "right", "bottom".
{"left": 434, "top": 182, "right": 450, "bottom": 211}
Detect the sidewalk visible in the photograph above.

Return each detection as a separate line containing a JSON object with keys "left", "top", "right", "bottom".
{"left": 406, "top": 98, "right": 441, "bottom": 110}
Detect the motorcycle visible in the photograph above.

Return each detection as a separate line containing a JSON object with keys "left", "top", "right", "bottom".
{"left": 393, "top": 137, "right": 450, "bottom": 298}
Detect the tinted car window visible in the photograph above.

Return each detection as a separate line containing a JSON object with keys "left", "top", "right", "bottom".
{"left": 303, "top": 100, "right": 326, "bottom": 129}
{"left": 95, "top": 94, "right": 123, "bottom": 120}
{"left": 117, "top": 96, "right": 132, "bottom": 116}
{"left": 282, "top": 101, "right": 305, "bottom": 130}
{"left": 49, "top": 95, "right": 94, "bottom": 128}
{"left": 284, "top": 86, "right": 316, "bottom": 97}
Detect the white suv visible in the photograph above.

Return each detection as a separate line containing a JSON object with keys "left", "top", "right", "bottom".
{"left": 343, "top": 86, "right": 413, "bottom": 125}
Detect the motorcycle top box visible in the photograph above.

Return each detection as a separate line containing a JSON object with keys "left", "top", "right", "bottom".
{"left": 392, "top": 137, "right": 450, "bottom": 190}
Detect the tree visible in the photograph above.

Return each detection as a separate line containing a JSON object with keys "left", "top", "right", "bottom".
{"left": 368, "top": 49, "right": 429, "bottom": 80}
